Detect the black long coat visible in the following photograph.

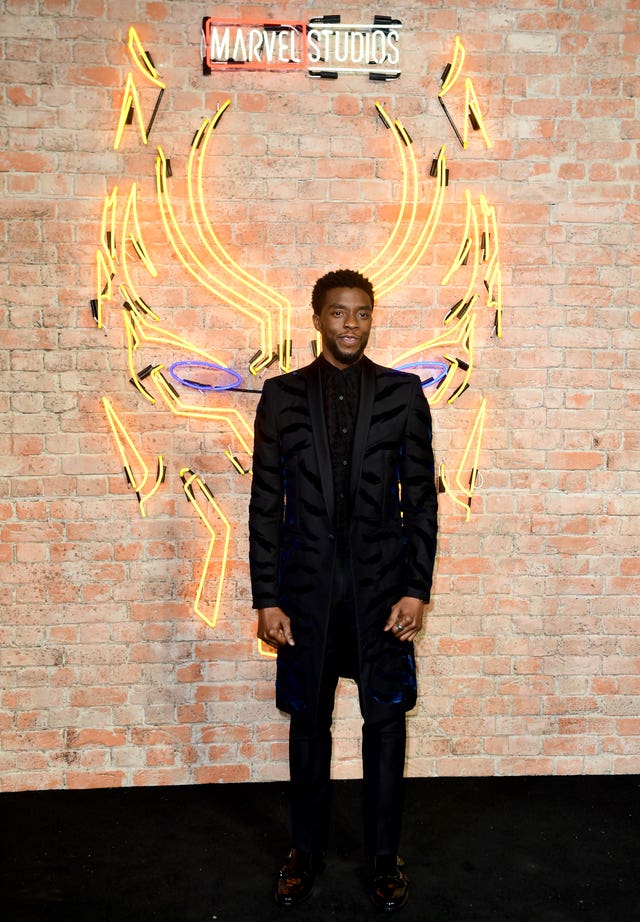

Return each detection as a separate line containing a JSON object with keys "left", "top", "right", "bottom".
{"left": 249, "top": 355, "right": 438, "bottom": 724}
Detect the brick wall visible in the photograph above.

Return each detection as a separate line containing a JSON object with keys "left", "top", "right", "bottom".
{"left": 1, "top": 0, "right": 639, "bottom": 791}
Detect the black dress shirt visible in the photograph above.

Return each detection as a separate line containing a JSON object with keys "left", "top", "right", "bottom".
{"left": 318, "top": 355, "right": 362, "bottom": 549}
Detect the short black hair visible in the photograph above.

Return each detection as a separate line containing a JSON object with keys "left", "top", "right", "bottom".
{"left": 311, "top": 269, "right": 374, "bottom": 315}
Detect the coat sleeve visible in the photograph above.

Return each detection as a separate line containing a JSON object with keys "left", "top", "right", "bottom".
{"left": 248, "top": 379, "right": 284, "bottom": 609}
{"left": 399, "top": 377, "right": 438, "bottom": 603}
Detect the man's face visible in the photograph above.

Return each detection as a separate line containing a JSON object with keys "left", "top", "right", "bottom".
{"left": 312, "top": 286, "right": 373, "bottom": 369}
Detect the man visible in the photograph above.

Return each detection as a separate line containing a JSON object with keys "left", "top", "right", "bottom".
{"left": 249, "top": 269, "right": 438, "bottom": 912}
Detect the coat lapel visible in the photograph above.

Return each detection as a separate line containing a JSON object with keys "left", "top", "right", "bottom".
{"left": 304, "top": 359, "right": 335, "bottom": 521}
{"left": 350, "top": 356, "right": 375, "bottom": 509}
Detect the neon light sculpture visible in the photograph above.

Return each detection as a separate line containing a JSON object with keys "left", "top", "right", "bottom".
{"left": 96, "top": 26, "right": 503, "bottom": 646}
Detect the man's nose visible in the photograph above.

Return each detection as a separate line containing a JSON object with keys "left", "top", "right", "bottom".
{"left": 344, "top": 313, "right": 358, "bottom": 327}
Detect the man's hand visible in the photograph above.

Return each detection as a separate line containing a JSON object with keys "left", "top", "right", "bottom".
{"left": 257, "top": 606, "right": 295, "bottom": 649}
{"left": 384, "top": 596, "right": 424, "bottom": 642}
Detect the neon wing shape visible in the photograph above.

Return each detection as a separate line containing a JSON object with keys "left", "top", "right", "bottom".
{"left": 102, "top": 396, "right": 166, "bottom": 516}
{"left": 190, "top": 104, "right": 292, "bottom": 372}
{"left": 438, "top": 398, "right": 486, "bottom": 521}
{"left": 180, "top": 468, "right": 231, "bottom": 629}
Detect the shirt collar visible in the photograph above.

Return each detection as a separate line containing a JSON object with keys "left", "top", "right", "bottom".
{"left": 318, "top": 353, "right": 364, "bottom": 381}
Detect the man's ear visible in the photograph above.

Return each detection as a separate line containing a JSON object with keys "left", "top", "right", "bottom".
{"left": 312, "top": 312, "right": 321, "bottom": 332}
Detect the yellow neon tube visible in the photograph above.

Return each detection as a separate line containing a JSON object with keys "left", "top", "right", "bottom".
{"left": 367, "top": 117, "right": 420, "bottom": 293}
{"left": 127, "top": 26, "right": 166, "bottom": 89}
{"left": 374, "top": 146, "right": 447, "bottom": 300}
{"left": 119, "top": 183, "right": 161, "bottom": 337}
{"left": 158, "top": 143, "right": 270, "bottom": 365}
{"left": 123, "top": 299, "right": 229, "bottom": 371}
{"left": 193, "top": 104, "right": 293, "bottom": 372}
{"left": 123, "top": 182, "right": 157, "bottom": 278}
{"left": 258, "top": 639, "right": 277, "bottom": 659}
{"left": 445, "top": 293, "right": 478, "bottom": 331}
{"left": 151, "top": 366, "right": 253, "bottom": 461}
{"left": 480, "top": 195, "right": 500, "bottom": 282}
{"left": 187, "top": 121, "right": 277, "bottom": 374}
{"left": 119, "top": 283, "right": 159, "bottom": 320}
{"left": 391, "top": 312, "right": 475, "bottom": 406}
{"left": 479, "top": 195, "right": 503, "bottom": 337}
{"left": 155, "top": 147, "right": 272, "bottom": 376}
{"left": 464, "top": 77, "right": 493, "bottom": 149}
{"left": 441, "top": 189, "right": 474, "bottom": 286}
{"left": 438, "top": 397, "right": 486, "bottom": 520}
{"left": 442, "top": 190, "right": 480, "bottom": 326}
{"left": 102, "top": 396, "right": 165, "bottom": 516}
{"left": 360, "top": 105, "right": 413, "bottom": 280}
{"left": 181, "top": 468, "right": 231, "bottom": 629}
{"left": 433, "top": 356, "right": 460, "bottom": 406}
{"left": 119, "top": 282, "right": 161, "bottom": 321}
{"left": 114, "top": 72, "right": 148, "bottom": 149}
{"left": 481, "top": 197, "right": 500, "bottom": 287}
{"left": 121, "top": 308, "right": 156, "bottom": 404}
{"left": 392, "top": 310, "right": 470, "bottom": 368}
{"left": 224, "top": 449, "right": 251, "bottom": 475}
{"left": 122, "top": 299, "right": 238, "bottom": 408}
{"left": 438, "top": 461, "right": 471, "bottom": 518}
{"left": 479, "top": 194, "right": 493, "bottom": 268}
{"left": 439, "top": 34, "right": 465, "bottom": 97}
{"left": 446, "top": 314, "right": 475, "bottom": 404}
{"left": 95, "top": 248, "right": 113, "bottom": 329}
{"left": 454, "top": 397, "right": 486, "bottom": 503}
{"left": 489, "top": 266, "right": 503, "bottom": 337}
{"left": 101, "top": 187, "right": 118, "bottom": 262}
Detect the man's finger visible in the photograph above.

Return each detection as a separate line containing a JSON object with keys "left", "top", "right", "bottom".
{"left": 280, "top": 621, "right": 295, "bottom": 645}
{"left": 384, "top": 610, "right": 399, "bottom": 631}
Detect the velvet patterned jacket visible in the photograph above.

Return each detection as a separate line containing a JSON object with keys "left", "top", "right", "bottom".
{"left": 249, "top": 355, "right": 438, "bottom": 724}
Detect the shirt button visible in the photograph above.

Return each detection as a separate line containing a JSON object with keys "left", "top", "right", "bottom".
{"left": 342, "top": 427, "right": 348, "bottom": 434}
{"left": 342, "top": 460, "right": 348, "bottom": 466}
{"left": 338, "top": 394, "right": 344, "bottom": 401}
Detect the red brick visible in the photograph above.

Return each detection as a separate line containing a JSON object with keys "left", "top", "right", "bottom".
{"left": 66, "top": 772, "right": 126, "bottom": 789}
{"left": 193, "top": 764, "right": 251, "bottom": 784}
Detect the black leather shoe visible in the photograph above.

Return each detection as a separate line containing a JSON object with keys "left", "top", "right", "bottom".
{"left": 274, "top": 848, "right": 324, "bottom": 908}
{"left": 368, "top": 855, "right": 409, "bottom": 912}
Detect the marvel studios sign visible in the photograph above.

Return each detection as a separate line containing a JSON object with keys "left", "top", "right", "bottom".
{"left": 201, "top": 15, "right": 402, "bottom": 80}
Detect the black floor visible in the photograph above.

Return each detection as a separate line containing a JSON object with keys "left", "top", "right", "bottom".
{"left": 1, "top": 776, "right": 638, "bottom": 921}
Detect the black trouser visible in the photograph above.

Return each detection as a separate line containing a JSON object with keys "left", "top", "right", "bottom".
{"left": 288, "top": 556, "right": 407, "bottom": 859}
